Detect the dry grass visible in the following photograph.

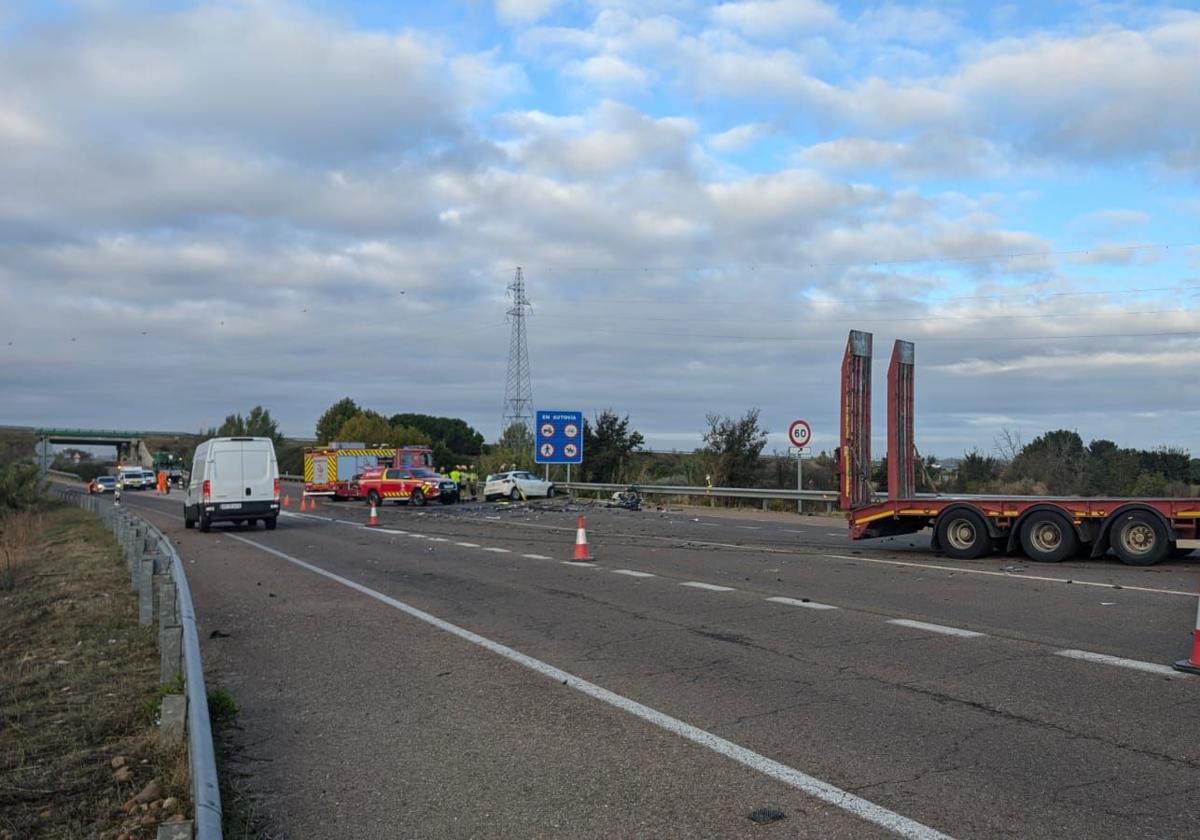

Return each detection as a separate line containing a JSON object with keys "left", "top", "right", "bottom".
{"left": 0, "top": 506, "right": 190, "bottom": 839}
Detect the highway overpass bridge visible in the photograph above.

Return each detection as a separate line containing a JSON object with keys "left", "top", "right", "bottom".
{"left": 30, "top": 427, "right": 159, "bottom": 471}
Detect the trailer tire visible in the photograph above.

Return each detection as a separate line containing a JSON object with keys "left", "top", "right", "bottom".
{"left": 1111, "top": 511, "right": 1169, "bottom": 566}
{"left": 1019, "top": 511, "right": 1077, "bottom": 563}
{"left": 935, "top": 509, "right": 992, "bottom": 559}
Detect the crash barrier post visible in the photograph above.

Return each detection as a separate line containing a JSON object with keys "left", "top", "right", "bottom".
{"left": 1174, "top": 587, "right": 1200, "bottom": 676}
{"left": 56, "top": 489, "right": 223, "bottom": 839}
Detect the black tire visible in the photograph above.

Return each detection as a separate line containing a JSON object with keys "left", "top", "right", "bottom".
{"left": 184, "top": 507, "right": 195, "bottom": 529}
{"left": 1019, "top": 511, "right": 1078, "bottom": 563}
{"left": 1170, "top": 545, "right": 1193, "bottom": 559}
{"left": 935, "top": 509, "right": 992, "bottom": 560}
{"left": 1111, "top": 511, "right": 1169, "bottom": 566}
{"left": 546, "top": 485, "right": 556, "bottom": 498}
{"left": 199, "top": 513, "right": 211, "bottom": 533}
{"left": 509, "top": 487, "right": 521, "bottom": 501}
{"left": 367, "top": 490, "right": 382, "bottom": 508}
{"left": 264, "top": 516, "right": 277, "bottom": 531}
{"left": 410, "top": 488, "right": 426, "bottom": 507}
{"left": 484, "top": 494, "right": 496, "bottom": 502}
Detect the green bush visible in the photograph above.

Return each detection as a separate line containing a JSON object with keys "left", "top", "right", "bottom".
{"left": 0, "top": 459, "right": 41, "bottom": 511}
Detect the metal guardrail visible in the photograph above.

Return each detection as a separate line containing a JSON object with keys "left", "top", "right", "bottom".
{"left": 58, "top": 488, "right": 223, "bottom": 840}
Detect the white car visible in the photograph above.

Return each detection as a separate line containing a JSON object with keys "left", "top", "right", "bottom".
{"left": 483, "top": 470, "right": 556, "bottom": 501}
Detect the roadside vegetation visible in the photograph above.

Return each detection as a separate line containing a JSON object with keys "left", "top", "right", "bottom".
{"left": 0, "top": 504, "right": 190, "bottom": 838}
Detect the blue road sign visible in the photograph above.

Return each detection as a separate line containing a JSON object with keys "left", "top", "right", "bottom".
{"left": 535, "top": 410, "right": 584, "bottom": 464}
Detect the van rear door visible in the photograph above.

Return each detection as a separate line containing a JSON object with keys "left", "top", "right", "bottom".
{"left": 240, "top": 439, "right": 276, "bottom": 500}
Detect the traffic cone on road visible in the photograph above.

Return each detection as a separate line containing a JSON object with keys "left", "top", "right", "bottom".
{"left": 367, "top": 499, "right": 380, "bottom": 527}
{"left": 308, "top": 496, "right": 317, "bottom": 509}
{"left": 1174, "top": 590, "right": 1200, "bottom": 675}
{"left": 282, "top": 493, "right": 291, "bottom": 508}
{"left": 571, "top": 514, "right": 591, "bottom": 561}
{"left": 299, "top": 495, "right": 308, "bottom": 512}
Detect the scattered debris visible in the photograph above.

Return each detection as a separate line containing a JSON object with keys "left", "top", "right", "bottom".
{"left": 748, "top": 806, "right": 787, "bottom": 824}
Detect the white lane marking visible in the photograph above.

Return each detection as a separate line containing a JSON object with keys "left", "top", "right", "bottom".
{"left": 482, "top": 547, "right": 511, "bottom": 554}
{"left": 455, "top": 542, "right": 480, "bottom": 548}
{"left": 781, "top": 529, "right": 812, "bottom": 534}
{"left": 822, "top": 554, "right": 1194, "bottom": 598}
{"left": 1055, "top": 649, "right": 1192, "bottom": 678}
{"left": 613, "top": 569, "right": 656, "bottom": 578}
{"left": 693, "top": 522, "right": 719, "bottom": 527}
{"left": 377, "top": 528, "right": 408, "bottom": 535}
{"left": 522, "top": 553, "right": 552, "bottom": 560}
{"left": 766, "top": 597, "right": 839, "bottom": 611}
{"left": 681, "top": 581, "right": 735, "bottom": 592}
{"left": 562, "top": 561, "right": 597, "bottom": 567}
{"left": 887, "top": 619, "right": 986, "bottom": 639}
{"left": 737, "top": 526, "right": 762, "bottom": 531}
{"left": 408, "top": 534, "right": 427, "bottom": 539}
{"left": 427, "top": 537, "right": 450, "bottom": 543}
{"left": 826, "top": 533, "right": 844, "bottom": 537}
{"left": 225, "top": 534, "right": 955, "bottom": 840}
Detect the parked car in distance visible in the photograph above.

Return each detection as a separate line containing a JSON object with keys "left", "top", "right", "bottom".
{"left": 483, "top": 470, "right": 556, "bottom": 502}
{"left": 94, "top": 475, "right": 118, "bottom": 493}
{"left": 118, "top": 467, "right": 147, "bottom": 490}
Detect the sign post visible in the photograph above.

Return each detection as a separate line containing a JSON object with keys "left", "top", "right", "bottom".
{"left": 535, "top": 410, "right": 584, "bottom": 491}
{"left": 788, "top": 419, "right": 812, "bottom": 514}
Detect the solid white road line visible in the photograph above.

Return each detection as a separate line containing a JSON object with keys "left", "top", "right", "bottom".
{"left": 225, "top": 534, "right": 956, "bottom": 840}
{"left": 766, "top": 596, "right": 839, "bottom": 611}
{"left": 822, "top": 554, "right": 1195, "bottom": 598}
{"left": 681, "top": 581, "right": 735, "bottom": 592}
{"left": 613, "top": 569, "right": 656, "bottom": 578}
{"left": 1054, "top": 649, "right": 1192, "bottom": 678}
{"left": 887, "top": 619, "right": 986, "bottom": 638}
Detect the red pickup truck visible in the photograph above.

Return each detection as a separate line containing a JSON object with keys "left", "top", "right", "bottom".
{"left": 352, "top": 466, "right": 455, "bottom": 507}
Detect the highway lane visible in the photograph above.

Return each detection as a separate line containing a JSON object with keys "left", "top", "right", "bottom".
{"left": 120, "top": 492, "right": 1200, "bottom": 838}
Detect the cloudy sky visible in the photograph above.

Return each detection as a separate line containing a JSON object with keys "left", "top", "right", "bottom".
{"left": 2, "top": 0, "right": 1198, "bottom": 460}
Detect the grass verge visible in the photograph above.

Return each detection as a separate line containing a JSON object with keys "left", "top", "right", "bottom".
{"left": 0, "top": 505, "right": 189, "bottom": 839}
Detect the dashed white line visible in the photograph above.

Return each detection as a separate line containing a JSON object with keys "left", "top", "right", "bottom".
{"left": 766, "top": 596, "right": 839, "bottom": 611}
{"left": 482, "top": 547, "right": 511, "bottom": 554}
{"left": 376, "top": 528, "right": 408, "bottom": 535}
{"left": 408, "top": 533, "right": 427, "bottom": 539}
{"left": 1055, "top": 649, "right": 1192, "bottom": 678}
{"left": 522, "top": 553, "right": 553, "bottom": 560}
{"left": 455, "top": 542, "right": 480, "bottom": 548}
{"left": 225, "top": 534, "right": 955, "bottom": 840}
{"left": 427, "top": 537, "right": 449, "bottom": 543}
{"left": 613, "top": 569, "right": 657, "bottom": 578}
{"left": 562, "top": 561, "right": 597, "bottom": 567}
{"left": 681, "top": 581, "right": 735, "bottom": 592}
{"left": 887, "top": 619, "right": 986, "bottom": 638}
{"left": 737, "top": 526, "right": 762, "bottom": 531}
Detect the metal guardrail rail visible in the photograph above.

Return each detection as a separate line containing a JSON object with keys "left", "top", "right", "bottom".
{"left": 58, "top": 488, "right": 223, "bottom": 840}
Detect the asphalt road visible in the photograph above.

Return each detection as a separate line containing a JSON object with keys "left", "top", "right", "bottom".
{"left": 118, "top": 490, "right": 1200, "bottom": 839}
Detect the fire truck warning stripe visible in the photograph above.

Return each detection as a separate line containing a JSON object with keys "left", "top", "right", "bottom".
{"left": 225, "top": 534, "right": 958, "bottom": 840}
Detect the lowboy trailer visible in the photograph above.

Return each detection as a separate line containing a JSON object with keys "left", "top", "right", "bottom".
{"left": 835, "top": 330, "right": 1200, "bottom": 565}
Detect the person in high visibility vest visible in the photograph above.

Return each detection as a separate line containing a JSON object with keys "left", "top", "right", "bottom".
{"left": 448, "top": 466, "right": 462, "bottom": 501}
{"left": 466, "top": 465, "right": 478, "bottom": 500}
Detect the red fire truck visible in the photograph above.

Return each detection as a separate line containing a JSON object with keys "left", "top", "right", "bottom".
{"left": 304, "top": 444, "right": 435, "bottom": 499}
{"left": 836, "top": 329, "right": 1199, "bottom": 565}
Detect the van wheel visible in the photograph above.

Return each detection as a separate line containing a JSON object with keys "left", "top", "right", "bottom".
{"left": 199, "top": 513, "right": 211, "bottom": 533}
{"left": 1111, "top": 511, "right": 1169, "bottom": 566}
{"left": 410, "top": 489, "right": 426, "bottom": 507}
{"left": 1019, "top": 511, "right": 1077, "bottom": 563}
{"left": 935, "top": 509, "right": 991, "bottom": 559}
{"left": 184, "top": 507, "right": 195, "bottom": 529}
{"left": 265, "top": 516, "right": 277, "bottom": 531}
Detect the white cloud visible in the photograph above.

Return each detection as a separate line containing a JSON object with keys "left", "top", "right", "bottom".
{"left": 711, "top": 0, "right": 839, "bottom": 38}
{"left": 567, "top": 54, "right": 649, "bottom": 88}
{"left": 496, "top": 0, "right": 563, "bottom": 26}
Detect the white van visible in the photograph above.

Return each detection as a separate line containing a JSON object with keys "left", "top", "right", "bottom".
{"left": 118, "top": 465, "right": 147, "bottom": 490}
{"left": 184, "top": 437, "right": 280, "bottom": 532}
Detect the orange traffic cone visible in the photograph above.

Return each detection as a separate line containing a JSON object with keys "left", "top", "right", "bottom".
{"left": 1175, "top": 593, "right": 1200, "bottom": 675}
{"left": 299, "top": 495, "right": 308, "bottom": 512}
{"left": 571, "top": 514, "right": 591, "bottom": 561}
{"left": 309, "top": 496, "right": 317, "bottom": 509}
{"left": 367, "top": 499, "right": 380, "bottom": 527}
{"left": 282, "top": 494, "right": 291, "bottom": 508}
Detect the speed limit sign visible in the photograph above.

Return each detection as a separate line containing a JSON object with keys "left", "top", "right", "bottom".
{"left": 788, "top": 419, "right": 812, "bottom": 449}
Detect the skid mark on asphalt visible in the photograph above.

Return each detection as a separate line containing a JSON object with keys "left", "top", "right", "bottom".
{"left": 225, "top": 533, "right": 958, "bottom": 840}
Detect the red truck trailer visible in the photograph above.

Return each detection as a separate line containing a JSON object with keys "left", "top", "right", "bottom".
{"left": 835, "top": 329, "right": 1200, "bottom": 565}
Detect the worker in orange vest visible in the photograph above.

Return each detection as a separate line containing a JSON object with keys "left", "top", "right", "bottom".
{"left": 157, "top": 470, "right": 168, "bottom": 495}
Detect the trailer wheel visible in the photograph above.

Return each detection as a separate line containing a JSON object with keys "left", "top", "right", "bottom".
{"left": 1111, "top": 511, "right": 1169, "bottom": 566}
{"left": 935, "top": 509, "right": 992, "bottom": 559}
{"left": 1019, "top": 511, "right": 1077, "bottom": 563}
